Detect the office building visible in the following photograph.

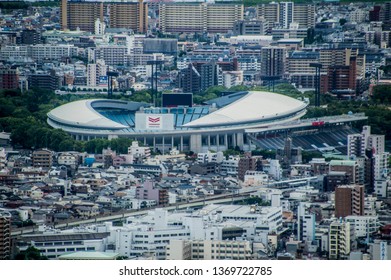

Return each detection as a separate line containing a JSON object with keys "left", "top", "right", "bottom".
{"left": 0, "top": 209, "right": 11, "bottom": 260}
{"left": 335, "top": 185, "right": 364, "bottom": 218}
{"left": 329, "top": 220, "right": 351, "bottom": 260}
{"left": 61, "top": 0, "right": 148, "bottom": 33}
{"left": 159, "top": 3, "right": 243, "bottom": 34}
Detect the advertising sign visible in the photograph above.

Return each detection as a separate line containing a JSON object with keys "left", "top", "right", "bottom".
{"left": 146, "top": 115, "right": 162, "bottom": 129}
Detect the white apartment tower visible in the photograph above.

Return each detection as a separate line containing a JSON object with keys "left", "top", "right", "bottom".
{"left": 87, "top": 59, "right": 107, "bottom": 87}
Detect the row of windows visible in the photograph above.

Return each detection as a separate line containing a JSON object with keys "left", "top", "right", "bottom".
{"left": 35, "top": 241, "right": 83, "bottom": 246}
{"left": 41, "top": 247, "right": 95, "bottom": 253}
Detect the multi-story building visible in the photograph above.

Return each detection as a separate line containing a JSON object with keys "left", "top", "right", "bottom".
{"left": 167, "top": 239, "right": 252, "bottom": 260}
{"left": 0, "top": 65, "right": 19, "bottom": 90}
{"left": 93, "top": 45, "right": 129, "bottom": 66}
{"left": 287, "top": 51, "right": 319, "bottom": 89}
{"left": 87, "top": 59, "right": 107, "bottom": 87}
{"left": 278, "top": 2, "right": 294, "bottom": 29}
{"left": 345, "top": 216, "right": 379, "bottom": 238}
{"left": 28, "top": 71, "right": 60, "bottom": 91}
{"left": 135, "top": 180, "right": 168, "bottom": 206}
{"left": 18, "top": 29, "right": 43, "bottom": 45}
{"left": 221, "top": 156, "right": 239, "bottom": 176}
{"left": 320, "top": 60, "right": 357, "bottom": 94}
{"left": 260, "top": 46, "right": 286, "bottom": 79}
{"left": 335, "top": 185, "right": 364, "bottom": 218}
{"left": 128, "top": 141, "right": 151, "bottom": 161}
{"left": 29, "top": 44, "right": 78, "bottom": 61}
{"left": 159, "top": 3, "right": 243, "bottom": 34}
{"left": 257, "top": 2, "right": 279, "bottom": 26}
{"left": 0, "top": 209, "right": 11, "bottom": 260}
{"left": 32, "top": 149, "right": 54, "bottom": 169}
{"left": 293, "top": 4, "right": 316, "bottom": 29}
{"left": 348, "top": 126, "right": 385, "bottom": 157}
{"left": 233, "top": 19, "right": 268, "bottom": 36}
{"left": 329, "top": 220, "right": 351, "bottom": 260}
{"left": 61, "top": 0, "right": 148, "bottom": 33}
{"left": 238, "top": 156, "right": 261, "bottom": 181}
{"left": 0, "top": 45, "right": 29, "bottom": 61}
{"left": 257, "top": 2, "right": 315, "bottom": 29}
{"left": 16, "top": 231, "right": 109, "bottom": 259}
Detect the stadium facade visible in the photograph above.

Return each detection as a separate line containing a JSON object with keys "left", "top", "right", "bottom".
{"left": 47, "top": 91, "right": 309, "bottom": 153}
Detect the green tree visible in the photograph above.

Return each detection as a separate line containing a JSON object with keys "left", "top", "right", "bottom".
{"left": 15, "top": 246, "right": 48, "bottom": 260}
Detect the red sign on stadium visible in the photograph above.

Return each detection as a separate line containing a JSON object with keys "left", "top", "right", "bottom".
{"left": 146, "top": 115, "right": 162, "bottom": 129}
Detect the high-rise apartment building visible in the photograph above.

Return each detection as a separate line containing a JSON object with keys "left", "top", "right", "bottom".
{"left": 0, "top": 209, "right": 11, "bottom": 260}
{"left": 329, "top": 220, "right": 351, "bottom": 260}
{"left": 260, "top": 46, "right": 286, "bottom": 79}
{"left": 159, "top": 3, "right": 243, "bottom": 34}
{"left": 348, "top": 126, "right": 385, "bottom": 157}
{"left": 279, "top": 2, "right": 294, "bottom": 29}
{"left": 87, "top": 59, "right": 107, "bottom": 87}
{"left": 257, "top": 2, "right": 315, "bottom": 29}
{"left": 0, "top": 65, "right": 19, "bottom": 90}
{"left": 61, "top": 0, "right": 148, "bottom": 33}
{"left": 287, "top": 51, "right": 319, "bottom": 89}
{"left": 335, "top": 185, "right": 364, "bottom": 218}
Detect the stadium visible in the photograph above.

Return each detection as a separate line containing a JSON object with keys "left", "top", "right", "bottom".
{"left": 47, "top": 91, "right": 367, "bottom": 153}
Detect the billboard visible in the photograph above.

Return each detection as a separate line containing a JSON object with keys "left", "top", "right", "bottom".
{"left": 162, "top": 93, "right": 193, "bottom": 107}
{"left": 135, "top": 113, "right": 174, "bottom": 131}
{"left": 146, "top": 115, "right": 162, "bottom": 129}
{"left": 99, "top": 76, "right": 108, "bottom": 87}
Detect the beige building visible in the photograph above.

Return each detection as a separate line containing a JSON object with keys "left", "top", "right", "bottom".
{"left": 257, "top": 2, "right": 315, "bottom": 28}
{"left": 61, "top": 0, "right": 148, "bottom": 33}
{"left": 159, "top": 3, "right": 243, "bottom": 34}
{"left": 329, "top": 220, "right": 351, "bottom": 260}
{"left": 167, "top": 239, "right": 252, "bottom": 260}
{"left": 32, "top": 148, "right": 54, "bottom": 169}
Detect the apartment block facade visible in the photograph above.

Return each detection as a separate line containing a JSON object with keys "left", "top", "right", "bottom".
{"left": 159, "top": 3, "right": 243, "bottom": 34}
{"left": 61, "top": 0, "right": 148, "bottom": 33}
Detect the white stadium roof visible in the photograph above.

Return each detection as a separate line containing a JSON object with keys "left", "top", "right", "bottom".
{"left": 183, "top": 91, "right": 307, "bottom": 128}
{"left": 47, "top": 99, "right": 127, "bottom": 129}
